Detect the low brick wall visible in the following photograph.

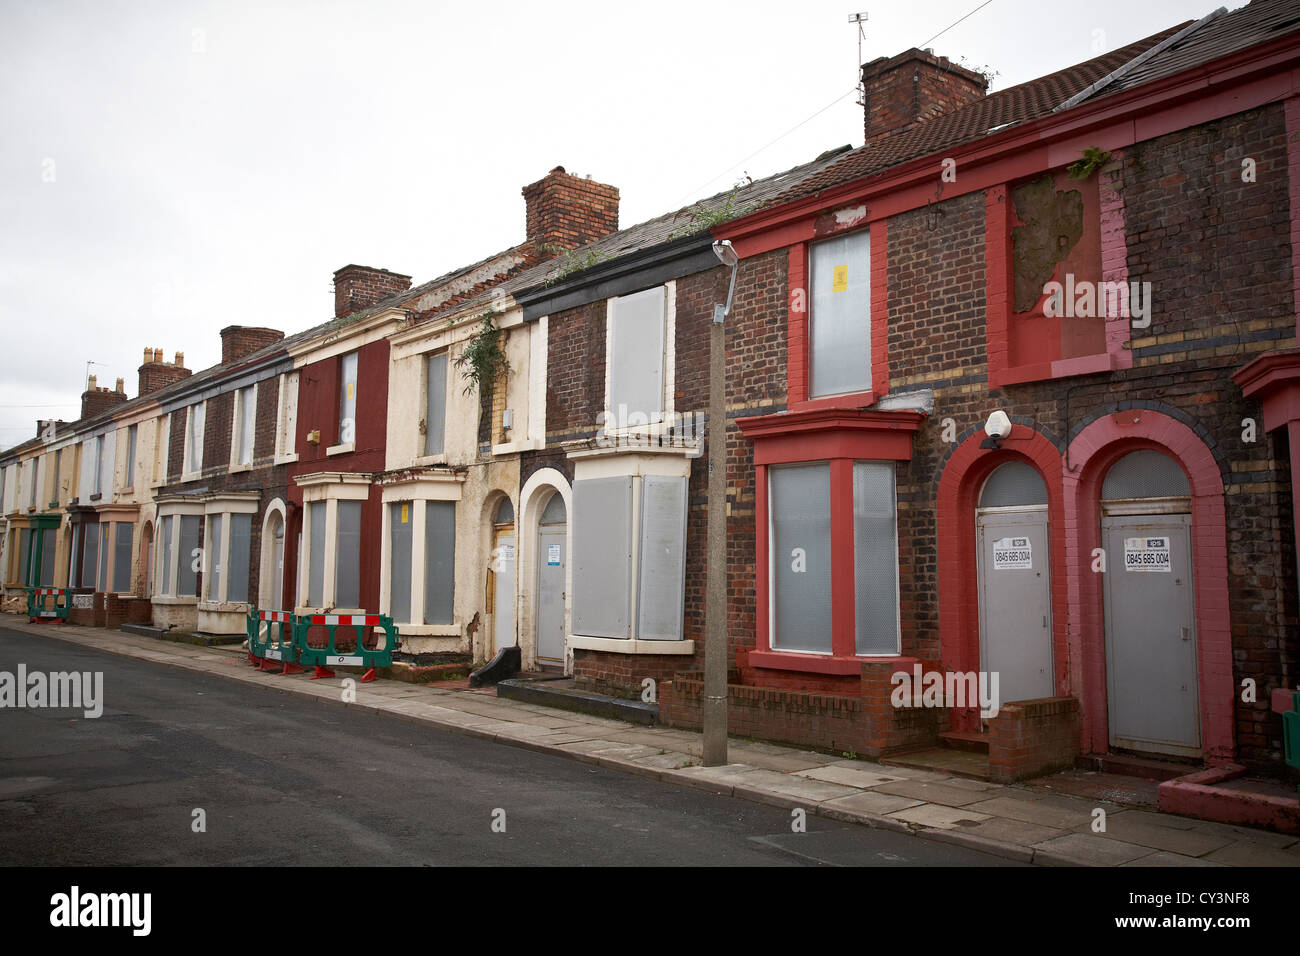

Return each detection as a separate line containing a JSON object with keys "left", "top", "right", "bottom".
{"left": 573, "top": 649, "right": 694, "bottom": 701}
{"left": 987, "top": 696, "right": 1081, "bottom": 783}
{"left": 660, "top": 673, "right": 866, "bottom": 754}
{"left": 861, "top": 659, "right": 946, "bottom": 756}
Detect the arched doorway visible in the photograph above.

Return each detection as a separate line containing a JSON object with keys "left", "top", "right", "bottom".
{"left": 488, "top": 497, "right": 516, "bottom": 655}
{"left": 976, "top": 460, "right": 1053, "bottom": 703}
{"left": 535, "top": 491, "right": 567, "bottom": 666}
{"left": 1100, "top": 448, "right": 1198, "bottom": 757}
{"left": 261, "top": 505, "right": 286, "bottom": 610}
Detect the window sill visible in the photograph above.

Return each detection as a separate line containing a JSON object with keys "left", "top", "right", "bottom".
{"left": 228, "top": 463, "right": 252, "bottom": 474}
{"left": 153, "top": 595, "right": 198, "bottom": 606}
{"left": 88, "top": 494, "right": 102, "bottom": 502}
{"left": 788, "top": 390, "right": 877, "bottom": 414}
{"left": 326, "top": 442, "right": 355, "bottom": 457}
{"left": 989, "top": 351, "right": 1119, "bottom": 387}
{"left": 491, "top": 437, "right": 545, "bottom": 455}
{"left": 750, "top": 649, "right": 908, "bottom": 675}
{"left": 198, "top": 600, "right": 251, "bottom": 613}
{"left": 274, "top": 452, "right": 299, "bottom": 465}
{"left": 412, "top": 453, "right": 448, "bottom": 467}
{"left": 568, "top": 635, "right": 695, "bottom": 655}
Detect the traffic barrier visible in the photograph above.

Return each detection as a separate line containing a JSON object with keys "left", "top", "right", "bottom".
{"left": 293, "top": 613, "right": 399, "bottom": 682}
{"left": 246, "top": 609, "right": 304, "bottom": 675}
{"left": 26, "top": 587, "right": 70, "bottom": 624}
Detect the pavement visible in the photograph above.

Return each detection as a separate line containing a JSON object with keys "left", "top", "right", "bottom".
{"left": 5, "top": 613, "right": 1299, "bottom": 867}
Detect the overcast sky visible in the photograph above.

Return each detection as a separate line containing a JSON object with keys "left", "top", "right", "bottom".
{"left": 0, "top": 0, "right": 1216, "bottom": 448}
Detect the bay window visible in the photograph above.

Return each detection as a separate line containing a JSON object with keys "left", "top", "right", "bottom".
{"left": 379, "top": 473, "right": 461, "bottom": 632}
{"left": 296, "top": 472, "right": 371, "bottom": 612}
{"left": 739, "top": 408, "right": 920, "bottom": 672}
{"left": 199, "top": 494, "right": 258, "bottom": 606}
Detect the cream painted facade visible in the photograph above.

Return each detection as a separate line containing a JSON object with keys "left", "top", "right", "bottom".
{"left": 384, "top": 301, "right": 555, "bottom": 663}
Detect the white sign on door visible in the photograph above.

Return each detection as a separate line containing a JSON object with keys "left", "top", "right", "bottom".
{"left": 1123, "top": 536, "right": 1171, "bottom": 572}
{"left": 992, "top": 536, "right": 1033, "bottom": 570}
{"left": 547, "top": 544, "right": 561, "bottom": 566}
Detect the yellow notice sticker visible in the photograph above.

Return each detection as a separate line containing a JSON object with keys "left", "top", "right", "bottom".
{"left": 346, "top": 382, "right": 355, "bottom": 400}
{"left": 400, "top": 504, "right": 409, "bottom": 524}
{"left": 832, "top": 265, "right": 848, "bottom": 292}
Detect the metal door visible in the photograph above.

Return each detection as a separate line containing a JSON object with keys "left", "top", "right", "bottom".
{"left": 491, "top": 529, "right": 515, "bottom": 655}
{"left": 537, "top": 526, "right": 566, "bottom": 662}
{"left": 976, "top": 509, "right": 1053, "bottom": 702}
{"left": 1103, "top": 514, "right": 1199, "bottom": 756}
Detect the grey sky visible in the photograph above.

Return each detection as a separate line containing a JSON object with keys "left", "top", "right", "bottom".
{"left": 0, "top": 0, "right": 1214, "bottom": 447}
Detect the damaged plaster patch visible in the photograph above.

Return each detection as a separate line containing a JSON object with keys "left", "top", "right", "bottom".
{"left": 1010, "top": 174, "right": 1083, "bottom": 313}
{"left": 834, "top": 204, "right": 868, "bottom": 226}
{"left": 412, "top": 251, "right": 529, "bottom": 313}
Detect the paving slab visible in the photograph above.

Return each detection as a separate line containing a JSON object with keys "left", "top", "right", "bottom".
{"left": 873, "top": 779, "right": 994, "bottom": 808}
{"left": 1120, "top": 851, "right": 1224, "bottom": 867}
{"left": 1201, "top": 842, "right": 1300, "bottom": 867}
{"left": 965, "top": 795, "right": 1097, "bottom": 830}
{"left": 726, "top": 749, "right": 830, "bottom": 773}
{"left": 820, "top": 791, "right": 926, "bottom": 817}
{"left": 1087, "top": 817, "right": 1233, "bottom": 857}
{"left": 795, "top": 765, "right": 905, "bottom": 789}
{"left": 888, "top": 803, "right": 993, "bottom": 830}
{"left": 1032, "top": 833, "right": 1155, "bottom": 866}
{"left": 964, "top": 816, "right": 1068, "bottom": 847}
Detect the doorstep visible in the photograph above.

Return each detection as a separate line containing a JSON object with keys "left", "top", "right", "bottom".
{"left": 496, "top": 675, "right": 658, "bottom": 726}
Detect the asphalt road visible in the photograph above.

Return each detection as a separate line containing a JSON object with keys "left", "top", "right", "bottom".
{"left": 0, "top": 626, "right": 1018, "bottom": 866}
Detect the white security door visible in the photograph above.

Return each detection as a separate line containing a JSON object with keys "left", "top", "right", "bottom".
{"left": 975, "top": 461, "right": 1054, "bottom": 704}
{"left": 1103, "top": 514, "right": 1199, "bottom": 756}
{"left": 536, "top": 492, "right": 568, "bottom": 664}
{"left": 977, "top": 510, "right": 1054, "bottom": 702}
{"left": 492, "top": 531, "right": 515, "bottom": 655}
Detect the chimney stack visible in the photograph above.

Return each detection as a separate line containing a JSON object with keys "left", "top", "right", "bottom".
{"left": 81, "top": 377, "right": 128, "bottom": 420}
{"left": 220, "top": 325, "right": 284, "bottom": 365}
{"left": 332, "top": 265, "right": 412, "bottom": 319}
{"left": 860, "top": 49, "right": 987, "bottom": 148}
{"left": 138, "top": 346, "right": 193, "bottom": 397}
{"left": 522, "top": 166, "right": 620, "bottom": 257}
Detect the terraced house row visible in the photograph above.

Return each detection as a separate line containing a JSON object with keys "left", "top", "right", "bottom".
{"left": 3, "top": 0, "right": 1299, "bottom": 785}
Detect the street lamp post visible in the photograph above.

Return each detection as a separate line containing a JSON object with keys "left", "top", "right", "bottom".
{"left": 704, "top": 240, "right": 739, "bottom": 767}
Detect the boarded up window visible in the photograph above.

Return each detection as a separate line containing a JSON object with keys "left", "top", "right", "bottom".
{"left": 177, "top": 516, "right": 200, "bottom": 596}
{"left": 389, "top": 502, "right": 412, "bottom": 623}
{"left": 125, "top": 424, "right": 137, "bottom": 488}
{"left": 636, "top": 476, "right": 687, "bottom": 641}
{"left": 339, "top": 352, "right": 358, "bottom": 444}
{"left": 98, "top": 524, "right": 110, "bottom": 591}
{"left": 608, "top": 287, "right": 666, "bottom": 428}
{"left": 186, "top": 404, "right": 205, "bottom": 475}
{"left": 236, "top": 387, "right": 255, "bottom": 465}
{"left": 39, "top": 528, "right": 55, "bottom": 587}
{"left": 159, "top": 516, "right": 172, "bottom": 595}
{"left": 770, "top": 463, "right": 833, "bottom": 653}
{"left": 207, "top": 515, "right": 223, "bottom": 601}
{"left": 307, "top": 502, "right": 325, "bottom": 608}
{"left": 18, "top": 529, "right": 31, "bottom": 586}
{"left": 810, "top": 230, "right": 870, "bottom": 398}
{"left": 423, "top": 500, "right": 455, "bottom": 625}
{"left": 112, "top": 522, "right": 133, "bottom": 594}
{"left": 228, "top": 514, "right": 251, "bottom": 604}
{"left": 276, "top": 373, "right": 298, "bottom": 458}
{"left": 424, "top": 353, "right": 447, "bottom": 456}
{"left": 572, "top": 477, "right": 634, "bottom": 637}
{"left": 853, "top": 461, "right": 898, "bottom": 655}
{"left": 335, "top": 500, "right": 361, "bottom": 608}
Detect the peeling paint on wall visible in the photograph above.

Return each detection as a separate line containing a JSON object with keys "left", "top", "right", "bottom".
{"left": 1010, "top": 175, "right": 1083, "bottom": 313}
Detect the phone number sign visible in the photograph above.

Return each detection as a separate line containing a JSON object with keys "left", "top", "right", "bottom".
{"left": 1123, "top": 536, "right": 1171, "bottom": 572}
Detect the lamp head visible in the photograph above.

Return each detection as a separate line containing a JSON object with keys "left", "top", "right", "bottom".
{"left": 712, "top": 240, "right": 739, "bottom": 268}
{"left": 984, "top": 410, "right": 1012, "bottom": 440}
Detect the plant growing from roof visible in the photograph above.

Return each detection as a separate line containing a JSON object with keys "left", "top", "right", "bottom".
{"left": 541, "top": 244, "right": 609, "bottom": 287}
{"left": 669, "top": 181, "right": 757, "bottom": 239}
{"left": 454, "top": 311, "right": 510, "bottom": 397}
{"left": 1067, "top": 146, "right": 1111, "bottom": 180}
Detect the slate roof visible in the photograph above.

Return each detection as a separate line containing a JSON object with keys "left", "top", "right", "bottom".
{"left": 772, "top": 0, "right": 1300, "bottom": 206}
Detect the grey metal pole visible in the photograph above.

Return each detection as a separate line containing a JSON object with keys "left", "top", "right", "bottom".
{"left": 703, "top": 300, "right": 728, "bottom": 766}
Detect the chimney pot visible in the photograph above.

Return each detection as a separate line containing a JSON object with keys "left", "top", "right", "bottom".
{"left": 860, "top": 48, "right": 987, "bottom": 147}
{"left": 174, "top": 351, "right": 183, "bottom": 366}
{"left": 87, "top": 374, "right": 97, "bottom": 391}
{"left": 142, "top": 347, "right": 152, "bottom": 365}
{"left": 115, "top": 377, "right": 124, "bottom": 394}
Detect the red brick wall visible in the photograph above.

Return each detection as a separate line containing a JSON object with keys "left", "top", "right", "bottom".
{"left": 861, "top": 49, "right": 987, "bottom": 147}
{"left": 522, "top": 167, "right": 619, "bottom": 252}
{"left": 987, "top": 697, "right": 1081, "bottom": 783}
{"left": 333, "top": 265, "right": 411, "bottom": 319}
{"left": 220, "top": 326, "right": 283, "bottom": 365}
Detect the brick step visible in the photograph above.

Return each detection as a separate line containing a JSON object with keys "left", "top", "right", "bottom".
{"left": 1075, "top": 752, "right": 1198, "bottom": 782}
{"left": 939, "top": 730, "right": 990, "bottom": 753}
{"left": 882, "top": 747, "right": 991, "bottom": 781}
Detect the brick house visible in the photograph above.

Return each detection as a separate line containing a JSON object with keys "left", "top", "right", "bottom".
{"left": 660, "top": 0, "right": 1300, "bottom": 779}
{"left": 150, "top": 331, "right": 294, "bottom": 634}
{"left": 285, "top": 166, "right": 622, "bottom": 656}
